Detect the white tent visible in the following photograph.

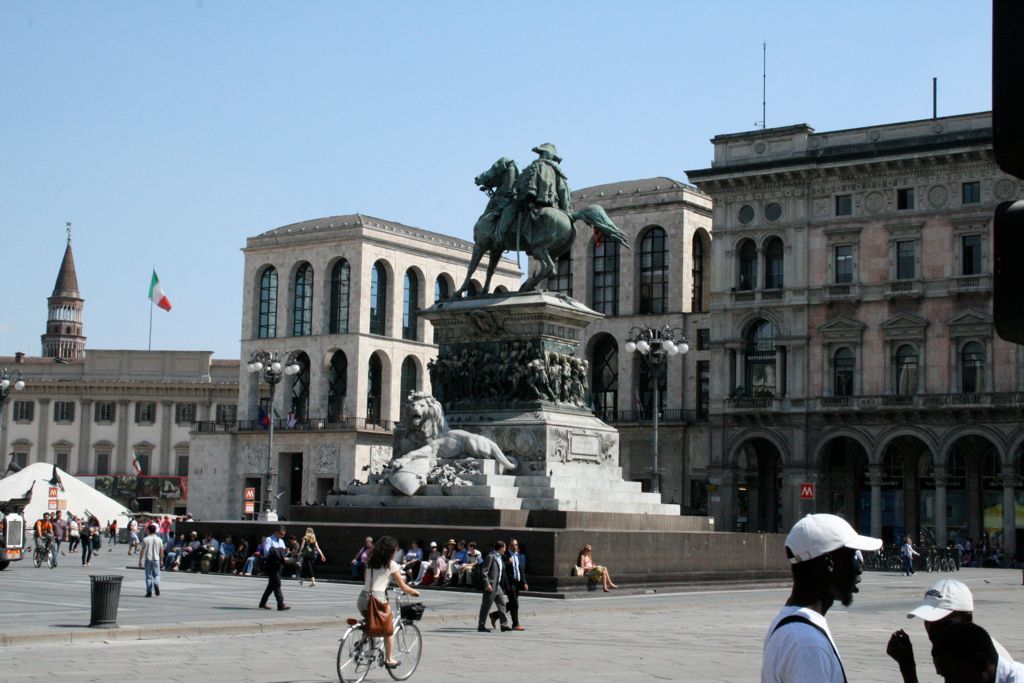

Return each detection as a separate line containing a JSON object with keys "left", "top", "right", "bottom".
{"left": 0, "top": 463, "right": 132, "bottom": 526}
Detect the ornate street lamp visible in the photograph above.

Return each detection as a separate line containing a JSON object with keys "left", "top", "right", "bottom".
{"left": 624, "top": 325, "right": 689, "bottom": 495}
{"left": 246, "top": 350, "right": 300, "bottom": 521}
{"left": 0, "top": 368, "right": 26, "bottom": 474}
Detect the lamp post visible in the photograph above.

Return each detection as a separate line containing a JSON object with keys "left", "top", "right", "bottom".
{"left": 246, "top": 350, "right": 300, "bottom": 521}
{"left": 624, "top": 325, "right": 688, "bottom": 495}
{"left": 0, "top": 368, "right": 26, "bottom": 473}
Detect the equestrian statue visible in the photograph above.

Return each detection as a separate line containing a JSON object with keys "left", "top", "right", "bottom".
{"left": 452, "top": 143, "right": 630, "bottom": 297}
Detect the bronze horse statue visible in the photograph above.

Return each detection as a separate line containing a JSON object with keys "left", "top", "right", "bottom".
{"left": 452, "top": 157, "right": 630, "bottom": 297}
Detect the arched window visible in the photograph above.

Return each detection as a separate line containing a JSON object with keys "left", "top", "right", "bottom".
{"left": 639, "top": 227, "right": 668, "bottom": 314}
{"left": 434, "top": 275, "right": 449, "bottom": 303}
{"left": 370, "top": 261, "right": 387, "bottom": 336}
{"left": 400, "top": 356, "right": 418, "bottom": 399}
{"left": 764, "top": 237, "right": 784, "bottom": 290}
{"left": 895, "top": 344, "right": 918, "bottom": 396}
{"left": 590, "top": 335, "right": 618, "bottom": 420}
{"left": 961, "top": 342, "right": 984, "bottom": 393}
{"left": 744, "top": 320, "right": 776, "bottom": 396}
{"left": 546, "top": 253, "right": 572, "bottom": 296}
{"left": 290, "top": 352, "right": 310, "bottom": 420}
{"left": 403, "top": 270, "right": 419, "bottom": 341}
{"left": 258, "top": 267, "right": 278, "bottom": 339}
{"left": 329, "top": 259, "right": 351, "bottom": 334}
{"left": 691, "top": 233, "right": 704, "bottom": 312}
{"left": 328, "top": 351, "right": 347, "bottom": 423}
{"left": 592, "top": 238, "right": 620, "bottom": 315}
{"left": 366, "top": 354, "right": 383, "bottom": 424}
{"left": 738, "top": 239, "right": 757, "bottom": 291}
{"left": 833, "top": 347, "right": 855, "bottom": 397}
{"left": 292, "top": 263, "right": 313, "bottom": 336}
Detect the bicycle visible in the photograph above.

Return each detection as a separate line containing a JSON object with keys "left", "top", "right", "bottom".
{"left": 33, "top": 536, "right": 56, "bottom": 569}
{"left": 337, "top": 587, "right": 424, "bottom": 683}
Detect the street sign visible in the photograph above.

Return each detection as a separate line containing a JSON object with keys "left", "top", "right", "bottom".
{"left": 48, "top": 487, "right": 58, "bottom": 498}
{"left": 244, "top": 487, "right": 256, "bottom": 501}
{"left": 800, "top": 483, "right": 815, "bottom": 500}
{"left": 244, "top": 501, "right": 255, "bottom": 514}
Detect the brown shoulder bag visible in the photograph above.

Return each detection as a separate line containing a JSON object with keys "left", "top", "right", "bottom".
{"left": 365, "top": 569, "right": 394, "bottom": 637}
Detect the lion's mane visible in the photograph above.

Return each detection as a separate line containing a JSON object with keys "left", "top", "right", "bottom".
{"left": 400, "top": 391, "right": 449, "bottom": 450}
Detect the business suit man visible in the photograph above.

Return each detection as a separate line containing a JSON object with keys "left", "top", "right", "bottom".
{"left": 478, "top": 541, "right": 511, "bottom": 633}
{"left": 492, "top": 538, "right": 528, "bottom": 631}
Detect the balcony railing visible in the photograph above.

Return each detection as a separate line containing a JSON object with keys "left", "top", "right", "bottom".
{"left": 594, "top": 409, "right": 696, "bottom": 425}
{"left": 192, "top": 416, "right": 396, "bottom": 433}
{"left": 952, "top": 273, "right": 992, "bottom": 295}
{"left": 814, "top": 392, "right": 1024, "bottom": 412}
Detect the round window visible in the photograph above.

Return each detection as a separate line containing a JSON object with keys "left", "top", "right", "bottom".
{"left": 765, "top": 202, "right": 782, "bottom": 221}
{"left": 738, "top": 205, "right": 755, "bottom": 224}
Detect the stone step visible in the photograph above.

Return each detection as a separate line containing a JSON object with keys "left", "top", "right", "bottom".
{"left": 518, "top": 498, "right": 681, "bottom": 515}
{"left": 514, "top": 477, "right": 644, "bottom": 493}
{"left": 515, "top": 487, "right": 666, "bottom": 505}
{"left": 329, "top": 495, "right": 524, "bottom": 510}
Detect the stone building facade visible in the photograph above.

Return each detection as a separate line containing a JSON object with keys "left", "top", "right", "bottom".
{"left": 528, "top": 178, "right": 714, "bottom": 510}
{"left": 188, "top": 214, "right": 520, "bottom": 520}
{"left": 688, "top": 112, "right": 1024, "bottom": 558}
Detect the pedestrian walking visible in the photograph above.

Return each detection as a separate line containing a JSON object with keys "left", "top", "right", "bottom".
{"left": 761, "top": 513, "right": 881, "bottom": 683}
{"left": 127, "top": 517, "right": 139, "bottom": 555}
{"left": 139, "top": 523, "right": 164, "bottom": 597}
{"left": 297, "top": 527, "right": 326, "bottom": 587}
{"left": 500, "top": 538, "right": 528, "bottom": 631}
{"left": 901, "top": 536, "right": 920, "bottom": 576}
{"left": 67, "top": 514, "right": 80, "bottom": 552}
{"left": 80, "top": 516, "right": 97, "bottom": 566}
{"left": 477, "top": 540, "right": 511, "bottom": 633}
{"left": 52, "top": 510, "right": 67, "bottom": 566}
{"left": 258, "top": 526, "right": 290, "bottom": 611}
{"left": 107, "top": 519, "right": 118, "bottom": 550}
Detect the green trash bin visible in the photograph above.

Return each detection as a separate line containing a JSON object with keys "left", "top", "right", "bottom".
{"left": 89, "top": 575, "right": 123, "bottom": 628}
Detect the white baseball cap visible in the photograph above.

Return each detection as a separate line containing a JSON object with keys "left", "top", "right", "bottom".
{"left": 907, "top": 579, "right": 974, "bottom": 621}
{"left": 785, "top": 513, "right": 882, "bottom": 564}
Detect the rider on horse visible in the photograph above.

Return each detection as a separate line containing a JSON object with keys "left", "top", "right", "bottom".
{"left": 494, "top": 143, "right": 572, "bottom": 245}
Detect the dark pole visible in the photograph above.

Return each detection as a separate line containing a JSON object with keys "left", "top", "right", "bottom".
{"left": 933, "top": 77, "right": 937, "bottom": 119}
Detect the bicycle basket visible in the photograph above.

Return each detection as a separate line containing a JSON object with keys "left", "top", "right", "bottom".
{"left": 400, "top": 602, "right": 425, "bottom": 622}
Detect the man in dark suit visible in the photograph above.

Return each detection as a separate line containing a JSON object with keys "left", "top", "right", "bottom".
{"left": 478, "top": 540, "right": 511, "bottom": 633}
{"left": 492, "top": 538, "right": 528, "bottom": 631}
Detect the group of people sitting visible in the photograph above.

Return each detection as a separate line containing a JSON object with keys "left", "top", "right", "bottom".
{"left": 163, "top": 528, "right": 327, "bottom": 584}
{"left": 350, "top": 536, "right": 489, "bottom": 588}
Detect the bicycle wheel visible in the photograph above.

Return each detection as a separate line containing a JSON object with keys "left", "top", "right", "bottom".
{"left": 387, "top": 622, "right": 423, "bottom": 681}
{"left": 32, "top": 550, "right": 42, "bottom": 568}
{"left": 337, "top": 627, "right": 373, "bottom": 683}
{"left": 47, "top": 549, "right": 56, "bottom": 569}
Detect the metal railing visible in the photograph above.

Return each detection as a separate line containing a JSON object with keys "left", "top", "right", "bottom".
{"left": 595, "top": 408, "right": 697, "bottom": 425}
{"left": 192, "top": 416, "right": 396, "bottom": 433}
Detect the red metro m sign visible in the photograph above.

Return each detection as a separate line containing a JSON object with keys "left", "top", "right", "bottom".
{"left": 799, "top": 483, "right": 815, "bottom": 500}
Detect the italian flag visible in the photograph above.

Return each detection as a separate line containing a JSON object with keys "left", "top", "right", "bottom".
{"left": 149, "top": 270, "right": 172, "bottom": 312}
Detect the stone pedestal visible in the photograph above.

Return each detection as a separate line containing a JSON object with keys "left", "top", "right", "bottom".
{"left": 343, "top": 291, "right": 680, "bottom": 515}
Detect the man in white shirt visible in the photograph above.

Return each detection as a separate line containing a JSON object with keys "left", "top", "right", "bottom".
{"left": 138, "top": 524, "right": 165, "bottom": 597}
{"left": 761, "top": 513, "right": 882, "bottom": 683}
{"left": 258, "top": 526, "right": 290, "bottom": 611}
{"left": 932, "top": 622, "right": 1024, "bottom": 682}
{"left": 887, "top": 579, "right": 1016, "bottom": 682}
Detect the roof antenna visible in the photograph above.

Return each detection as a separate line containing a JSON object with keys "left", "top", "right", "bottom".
{"left": 932, "top": 77, "right": 938, "bottom": 119}
{"left": 755, "top": 41, "right": 766, "bottom": 130}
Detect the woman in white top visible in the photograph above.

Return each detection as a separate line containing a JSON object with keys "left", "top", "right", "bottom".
{"left": 359, "top": 535, "right": 420, "bottom": 669}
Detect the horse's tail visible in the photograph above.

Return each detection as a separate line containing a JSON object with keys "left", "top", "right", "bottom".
{"left": 572, "top": 205, "right": 631, "bottom": 249}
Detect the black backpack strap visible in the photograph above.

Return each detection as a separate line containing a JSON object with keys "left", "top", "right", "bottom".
{"left": 771, "top": 614, "right": 847, "bottom": 683}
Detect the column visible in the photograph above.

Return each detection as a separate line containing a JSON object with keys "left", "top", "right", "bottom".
{"left": 709, "top": 467, "right": 734, "bottom": 532}
{"left": 160, "top": 400, "right": 173, "bottom": 475}
{"left": 116, "top": 400, "right": 130, "bottom": 473}
{"left": 781, "top": 468, "right": 807, "bottom": 532}
{"left": 869, "top": 464, "right": 883, "bottom": 540}
{"left": 77, "top": 398, "right": 93, "bottom": 475}
{"left": 36, "top": 399, "right": 50, "bottom": 466}
{"left": 934, "top": 468, "right": 948, "bottom": 547}
{"left": 1003, "top": 463, "right": 1017, "bottom": 561}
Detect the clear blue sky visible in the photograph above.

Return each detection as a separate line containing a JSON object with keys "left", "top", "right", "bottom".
{"left": 0, "top": 1, "right": 993, "bottom": 360}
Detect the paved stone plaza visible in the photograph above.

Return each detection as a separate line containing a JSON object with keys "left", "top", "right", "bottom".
{"left": 2, "top": 548, "right": 1022, "bottom": 682}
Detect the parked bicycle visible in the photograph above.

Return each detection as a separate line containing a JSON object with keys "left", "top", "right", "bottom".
{"left": 337, "top": 587, "right": 424, "bottom": 682}
{"left": 33, "top": 535, "right": 56, "bottom": 569}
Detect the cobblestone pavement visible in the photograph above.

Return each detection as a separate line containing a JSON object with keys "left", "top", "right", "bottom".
{"left": 2, "top": 549, "right": 1022, "bottom": 682}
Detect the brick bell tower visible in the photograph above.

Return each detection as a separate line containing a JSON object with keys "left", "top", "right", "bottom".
{"left": 41, "top": 222, "right": 86, "bottom": 359}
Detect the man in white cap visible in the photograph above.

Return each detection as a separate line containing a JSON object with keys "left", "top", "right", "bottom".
{"left": 762, "top": 513, "right": 882, "bottom": 683}
{"left": 887, "top": 579, "right": 1015, "bottom": 682}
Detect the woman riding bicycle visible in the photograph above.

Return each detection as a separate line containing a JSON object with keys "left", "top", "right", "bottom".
{"left": 358, "top": 535, "right": 420, "bottom": 669}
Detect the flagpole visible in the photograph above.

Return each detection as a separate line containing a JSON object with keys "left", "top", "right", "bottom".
{"left": 148, "top": 265, "right": 154, "bottom": 351}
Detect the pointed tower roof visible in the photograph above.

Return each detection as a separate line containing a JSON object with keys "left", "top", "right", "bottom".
{"left": 51, "top": 241, "right": 81, "bottom": 299}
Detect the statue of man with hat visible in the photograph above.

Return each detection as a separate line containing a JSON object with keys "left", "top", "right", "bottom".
{"left": 494, "top": 143, "right": 573, "bottom": 245}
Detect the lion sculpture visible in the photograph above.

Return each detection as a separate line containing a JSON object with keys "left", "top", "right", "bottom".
{"left": 384, "top": 391, "right": 517, "bottom": 496}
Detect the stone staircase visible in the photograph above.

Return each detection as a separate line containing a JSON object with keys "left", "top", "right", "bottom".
{"left": 337, "top": 460, "right": 680, "bottom": 515}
